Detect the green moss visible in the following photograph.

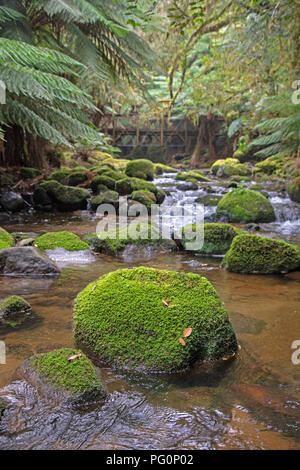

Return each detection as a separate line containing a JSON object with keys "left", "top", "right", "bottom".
{"left": 91, "top": 175, "right": 116, "bottom": 192}
{"left": 38, "top": 180, "right": 90, "bottom": 211}
{"left": 88, "top": 223, "right": 162, "bottom": 254}
{"left": 90, "top": 191, "right": 119, "bottom": 211}
{"left": 101, "top": 169, "right": 124, "bottom": 181}
{"left": 29, "top": 348, "right": 106, "bottom": 398}
{"left": 222, "top": 234, "right": 300, "bottom": 273}
{"left": 156, "top": 189, "right": 166, "bottom": 204}
{"left": 73, "top": 267, "right": 237, "bottom": 372}
{"left": 131, "top": 190, "right": 156, "bottom": 210}
{"left": 125, "top": 159, "right": 155, "bottom": 181}
{"left": 68, "top": 172, "right": 88, "bottom": 186}
{"left": 287, "top": 178, "right": 300, "bottom": 203}
{"left": 0, "top": 295, "right": 32, "bottom": 327}
{"left": 49, "top": 168, "right": 71, "bottom": 184}
{"left": 154, "top": 164, "right": 175, "bottom": 175}
{"left": 216, "top": 188, "right": 276, "bottom": 223}
{"left": 211, "top": 158, "right": 250, "bottom": 177}
{"left": 0, "top": 227, "right": 14, "bottom": 250}
{"left": 20, "top": 167, "right": 41, "bottom": 179}
{"left": 181, "top": 223, "right": 242, "bottom": 254}
{"left": 115, "top": 177, "right": 158, "bottom": 196}
{"left": 35, "top": 231, "right": 89, "bottom": 252}
{"left": 195, "top": 194, "right": 222, "bottom": 206}
{"left": 176, "top": 170, "right": 211, "bottom": 182}
{"left": 254, "top": 156, "right": 283, "bottom": 175}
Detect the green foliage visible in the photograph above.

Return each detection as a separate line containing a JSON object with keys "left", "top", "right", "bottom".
{"left": 222, "top": 234, "right": 300, "bottom": 274}
{"left": 73, "top": 267, "right": 237, "bottom": 372}
{"left": 35, "top": 231, "right": 89, "bottom": 252}
{"left": 216, "top": 188, "right": 276, "bottom": 223}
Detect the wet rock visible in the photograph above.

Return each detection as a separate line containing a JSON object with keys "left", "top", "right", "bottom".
{"left": 0, "top": 247, "right": 60, "bottom": 277}
{"left": 0, "top": 191, "right": 24, "bottom": 212}
{"left": 17, "top": 348, "right": 107, "bottom": 406}
{"left": 34, "top": 180, "right": 90, "bottom": 212}
{"left": 0, "top": 295, "right": 32, "bottom": 328}
{"left": 244, "top": 223, "right": 261, "bottom": 232}
{"left": 0, "top": 398, "right": 7, "bottom": 420}
{"left": 287, "top": 178, "right": 300, "bottom": 203}
{"left": 17, "top": 238, "right": 35, "bottom": 247}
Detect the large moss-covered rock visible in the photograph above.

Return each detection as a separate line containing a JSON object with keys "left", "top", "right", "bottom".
{"left": 176, "top": 170, "right": 210, "bottom": 182}
{"left": 115, "top": 177, "right": 158, "bottom": 196}
{"left": 287, "top": 178, "right": 300, "bottom": 203}
{"left": 90, "top": 190, "right": 119, "bottom": 211}
{"left": 37, "top": 180, "right": 90, "bottom": 211}
{"left": 211, "top": 158, "right": 251, "bottom": 177}
{"left": 180, "top": 223, "right": 242, "bottom": 255}
{"left": 222, "top": 234, "right": 300, "bottom": 274}
{"left": 35, "top": 231, "right": 89, "bottom": 252}
{"left": 125, "top": 159, "right": 155, "bottom": 181}
{"left": 91, "top": 175, "right": 116, "bottom": 192}
{"left": 18, "top": 348, "right": 106, "bottom": 406}
{"left": 68, "top": 172, "right": 88, "bottom": 186}
{"left": 131, "top": 190, "right": 156, "bottom": 211}
{"left": 0, "top": 295, "right": 32, "bottom": 328}
{"left": 100, "top": 169, "right": 124, "bottom": 181}
{"left": 73, "top": 267, "right": 238, "bottom": 372}
{"left": 85, "top": 223, "right": 170, "bottom": 255}
{"left": 0, "top": 227, "right": 14, "bottom": 250}
{"left": 154, "top": 164, "right": 175, "bottom": 175}
{"left": 216, "top": 188, "right": 276, "bottom": 223}
{"left": 48, "top": 168, "right": 71, "bottom": 184}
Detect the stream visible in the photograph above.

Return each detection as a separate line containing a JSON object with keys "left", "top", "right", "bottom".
{"left": 0, "top": 173, "right": 299, "bottom": 450}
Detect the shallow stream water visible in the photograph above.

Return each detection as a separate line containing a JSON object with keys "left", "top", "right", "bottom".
{"left": 0, "top": 173, "right": 299, "bottom": 450}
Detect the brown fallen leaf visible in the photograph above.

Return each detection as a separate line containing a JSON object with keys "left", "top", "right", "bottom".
{"left": 162, "top": 299, "right": 170, "bottom": 307}
{"left": 179, "top": 338, "right": 186, "bottom": 346}
{"left": 67, "top": 353, "right": 82, "bottom": 362}
{"left": 183, "top": 327, "right": 192, "bottom": 338}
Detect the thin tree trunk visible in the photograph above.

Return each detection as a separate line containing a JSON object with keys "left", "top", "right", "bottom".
{"left": 4, "top": 125, "right": 25, "bottom": 167}
{"left": 191, "top": 116, "right": 206, "bottom": 168}
{"left": 207, "top": 118, "right": 216, "bottom": 161}
{"left": 26, "top": 133, "right": 47, "bottom": 169}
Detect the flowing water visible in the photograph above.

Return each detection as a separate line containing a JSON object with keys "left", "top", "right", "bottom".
{"left": 0, "top": 173, "right": 299, "bottom": 450}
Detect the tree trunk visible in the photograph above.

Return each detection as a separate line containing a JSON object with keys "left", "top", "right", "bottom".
{"left": 3, "top": 125, "right": 26, "bottom": 167}
{"left": 207, "top": 118, "right": 216, "bottom": 161}
{"left": 26, "top": 133, "right": 47, "bottom": 169}
{"left": 191, "top": 116, "right": 206, "bottom": 168}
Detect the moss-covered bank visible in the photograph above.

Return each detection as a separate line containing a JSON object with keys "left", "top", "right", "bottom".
{"left": 35, "top": 231, "right": 89, "bottom": 252}
{"left": 73, "top": 267, "right": 238, "bottom": 373}
{"left": 0, "top": 227, "right": 14, "bottom": 250}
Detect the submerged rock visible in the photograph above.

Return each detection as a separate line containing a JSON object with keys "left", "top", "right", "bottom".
{"left": 179, "top": 223, "right": 242, "bottom": 255}
{"left": 0, "top": 247, "right": 60, "bottom": 276}
{"left": 222, "top": 234, "right": 300, "bottom": 274}
{"left": 34, "top": 231, "right": 89, "bottom": 252}
{"left": 73, "top": 267, "right": 238, "bottom": 373}
{"left": 0, "top": 295, "right": 32, "bottom": 328}
{"left": 0, "top": 191, "right": 24, "bottom": 212}
{"left": 216, "top": 188, "right": 276, "bottom": 223}
{"left": 17, "top": 348, "right": 106, "bottom": 406}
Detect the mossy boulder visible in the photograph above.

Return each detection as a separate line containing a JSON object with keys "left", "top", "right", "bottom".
{"left": 287, "top": 178, "right": 300, "bottom": 203}
{"left": 0, "top": 227, "right": 14, "bottom": 250}
{"left": 100, "top": 169, "right": 124, "bottom": 181}
{"left": 222, "top": 234, "right": 300, "bottom": 274}
{"left": 0, "top": 295, "right": 32, "bottom": 328}
{"left": 131, "top": 190, "right": 156, "bottom": 211}
{"left": 91, "top": 175, "right": 116, "bottom": 193}
{"left": 216, "top": 188, "right": 276, "bottom": 223}
{"left": 90, "top": 191, "right": 119, "bottom": 211}
{"left": 125, "top": 159, "right": 155, "bottom": 181}
{"left": 37, "top": 180, "right": 90, "bottom": 211}
{"left": 35, "top": 231, "right": 89, "bottom": 252}
{"left": 211, "top": 158, "right": 251, "bottom": 177}
{"left": 48, "top": 168, "right": 71, "bottom": 184}
{"left": 254, "top": 156, "right": 283, "bottom": 176}
{"left": 18, "top": 348, "right": 106, "bottom": 406}
{"left": 195, "top": 194, "right": 222, "bottom": 206}
{"left": 68, "top": 172, "right": 88, "bottom": 186}
{"left": 86, "top": 223, "right": 170, "bottom": 255}
{"left": 73, "top": 267, "right": 237, "bottom": 372}
{"left": 180, "top": 223, "right": 242, "bottom": 255}
{"left": 154, "top": 164, "right": 175, "bottom": 175}
{"left": 20, "top": 167, "right": 41, "bottom": 179}
{"left": 115, "top": 177, "right": 158, "bottom": 196}
{"left": 156, "top": 189, "right": 166, "bottom": 204}
{"left": 176, "top": 170, "right": 210, "bottom": 182}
